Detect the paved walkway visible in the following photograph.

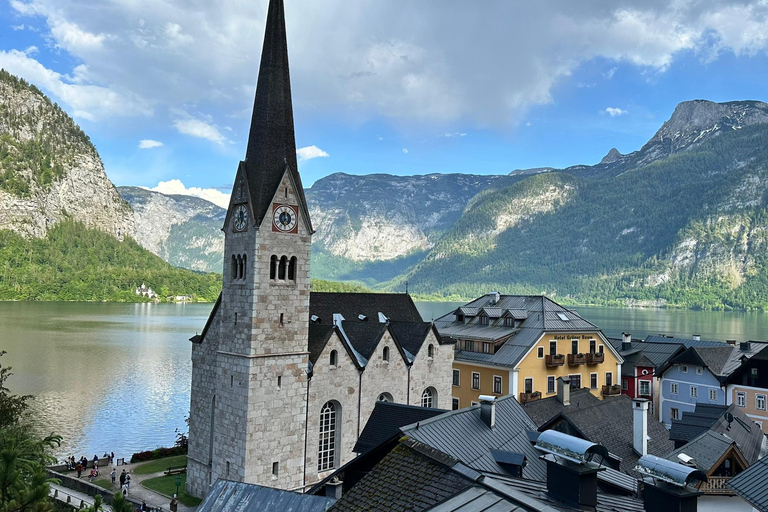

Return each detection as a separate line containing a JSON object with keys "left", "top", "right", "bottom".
{"left": 50, "top": 483, "right": 113, "bottom": 512}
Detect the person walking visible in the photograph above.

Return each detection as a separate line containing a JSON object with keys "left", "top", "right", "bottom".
{"left": 76, "top": 462, "right": 83, "bottom": 478}
{"left": 110, "top": 468, "right": 116, "bottom": 486}
{"left": 125, "top": 473, "right": 131, "bottom": 490}
{"left": 119, "top": 469, "right": 126, "bottom": 488}
{"left": 170, "top": 495, "right": 178, "bottom": 512}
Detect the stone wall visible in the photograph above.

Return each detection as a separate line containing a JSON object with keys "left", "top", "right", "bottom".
{"left": 408, "top": 330, "right": 454, "bottom": 410}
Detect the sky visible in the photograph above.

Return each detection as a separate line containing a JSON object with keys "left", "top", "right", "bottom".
{"left": 2, "top": 0, "right": 768, "bottom": 208}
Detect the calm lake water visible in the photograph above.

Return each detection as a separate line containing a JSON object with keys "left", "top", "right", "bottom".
{"left": 2, "top": 300, "right": 767, "bottom": 460}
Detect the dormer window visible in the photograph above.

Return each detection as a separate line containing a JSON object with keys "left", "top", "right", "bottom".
{"left": 457, "top": 313, "right": 464, "bottom": 323}
{"left": 504, "top": 317, "right": 514, "bottom": 327}
{"left": 479, "top": 315, "right": 489, "bottom": 326}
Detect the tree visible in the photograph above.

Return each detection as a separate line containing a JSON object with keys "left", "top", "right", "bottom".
{"left": 0, "top": 352, "right": 31, "bottom": 427}
{"left": 109, "top": 491, "right": 133, "bottom": 512}
{"left": 0, "top": 425, "right": 61, "bottom": 512}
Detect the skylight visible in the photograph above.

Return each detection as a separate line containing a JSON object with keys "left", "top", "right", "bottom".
{"left": 557, "top": 312, "right": 570, "bottom": 321}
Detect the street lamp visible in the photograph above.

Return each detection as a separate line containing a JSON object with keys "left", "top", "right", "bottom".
{"left": 175, "top": 475, "right": 182, "bottom": 497}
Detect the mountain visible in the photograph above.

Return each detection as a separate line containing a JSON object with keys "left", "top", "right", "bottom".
{"left": 397, "top": 100, "right": 768, "bottom": 310}
{"left": 118, "top": 187, "right": 226, "bottom": 273}
{"left": 305, "top": 172, "right": 518, "bottom": 283}
{"left": 0, "top": 69, "right": 133, "bottom": 239}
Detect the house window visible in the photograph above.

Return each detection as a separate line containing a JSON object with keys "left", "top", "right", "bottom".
{"left": 622, "top": 378, "right": 628, "bottom": 391}
{"left": 757, "top": 394, "right": 767, "bottom": 411}
{"left": 493, "top": 376, "right": 503, "bottom": 394}
{"left": 330, "top": 350, "right": 338, "bottom": 367}
{"left": 737, "top": 391, "right": 746, "bottom": 407}
{"left": 570, "top": 374, "right": 581, "bottom": 390}
{"left": 452, "top": 398, "right": 460, "bottom": 410}
{"left": 589, "top": 339, "right": 596, "bottom": 354}
{"left": 483, "top": 342, "right": 492, "bottom": 354}
{"left": 318, "top": 401, "right": 339, "bottom": 472}
{"left": 421, "top": 388, "right": 436, "bottom": 408}
{"left": 472, "top": 372, "right": 480, "bottom": 390}
{"left": 549, "top": 341, "right": 557, "bottom": 356}
{"left": 272, "top": 461, "right": 279, "bottom": 478}
{"left": 504, "top": 317, "right": 514, "bottom": 327}
{"left": 690, "top": 386, "right": 698, "bottom": 398}
{"left": 571, "top": 339, "right": 579, "bottom": 355}
{"left": 464, "top": 340, "right": 475, "bottom": 352}
{"left": 590, "top": 373, "right": 598, "bottom": 389}
{"left": 598, "top": 344, "right": 604, "bottom": 354}
{"left": 547, "top": 376, "right": 555, "bottom": 394}
{"left": 524, "top": 378, "right": 533, "bottom": 394}
{"left": 604, "top": 372, "right": 613, "bottom": 387}
{"left": 671, "top": 408, "right": 679, "bottom": 421}
{"left": 709, "top": 389, "right": 717, "bottom": 401}
{"left": 671, "top": 383, "right": 679, "bottom": 394}
{"left": 681, "top": 365, "right": 688, "bottom": 373}
{"left": 696, "top": 367, "right": 703, "bottom": 375}
{"left": 640, "top": 380, "right": 651, "bottom": 396}
{"left": 479, "top": 315, "right": 489, "bottom": 326}
{"left": 383, "top": 346, "right": 390, "bottom": 362}
{"left": 537, "top": 347, "right": 544, "bottom": 359}
{"left": 452, "top": 369, "right": 460, "bottom": 387}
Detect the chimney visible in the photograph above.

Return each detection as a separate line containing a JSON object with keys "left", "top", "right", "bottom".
{"left": 479, "top": 395, "right": 496, "bottom": 428}
{"left": 637, "top": 455, "right": 706, "bottom": 512}
{"left": 622, "top": 332, "right": 632, "bottom": 351}
{"left": 545, "top": 458, "right": 603, "bottom": 510}
{"left": 633, "top": 399, "right": 649, "bottom": 456}
{"left": 740, "top": 341, "right": 751, "bottom": 351}
{"left": 324, "top": 476, "right": 343, "bottom": 499}
{"left": 557, "top": 377, "right": 571, "bottom": 406}
{"left": 726, "top": 339, "right": 737, "bottom": 346}
{"left": 490, "top": 291, "right": 500, "bottom": 304}
{"left": 692, "top": 334, "right": 701, "bottom": 341}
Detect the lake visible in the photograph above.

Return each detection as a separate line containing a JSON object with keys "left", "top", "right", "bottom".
{"left": 2, "top": 300, "right": 767, "bottom": 460}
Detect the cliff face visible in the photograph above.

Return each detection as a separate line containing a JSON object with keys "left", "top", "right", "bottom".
{"left": 0, "top": 70, "right": 133, "bottom": 239}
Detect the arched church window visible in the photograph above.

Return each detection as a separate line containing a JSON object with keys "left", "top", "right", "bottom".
{"left": 330, "top": 350, "right": 338, "bottom": 367}
{"left": 378, "top": 393, "right": 393, "bottom": 403}
{"left": 428, "top": 344, "right": 435, "bottom": 358}
{"left": 288, "top": 256, "right": 297, "bottom": 281}
{"left": 278, "top": 256, "right": 287, "bottom": 280}
{"left": 383, "top": 346, "right": 390, "bottom": 362}
{"left": 231, "top": 255, "right": 237, "bottom": 280}
{"left": 421, "top": 387, "right": 436, "bottom": 408}
{"left": 318, "top": 401, "right": 340, "bottom": 471}
{"left": 270, "top": 255, "right": 277, "bottom": 280}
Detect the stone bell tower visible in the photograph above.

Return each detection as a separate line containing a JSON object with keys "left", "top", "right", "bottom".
{"left": 187, "top": 0, "right": 313, "bottom": 495}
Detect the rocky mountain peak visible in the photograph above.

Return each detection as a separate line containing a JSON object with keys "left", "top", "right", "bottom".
{"left": 599, "top": 148, "right": 623, "bottom": 165}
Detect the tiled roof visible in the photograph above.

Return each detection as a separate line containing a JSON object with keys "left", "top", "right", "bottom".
{"left": 308, "top": 323, "right": 335, "bottom": 365}
{"left": 309, "top": 292, "right": 423, "bottom": 324}
{"left": 198, "top": 479, "right": 334, "bottom": 512}
{"left": 339, "top": 321, "right": 388, "bottom": 363}
{"left": 668, "top": 430, "right": 736, "bottom": 473}
{"left": 353, "top": 401, "right": 446, "bottom": 454}
{"left": 388, "top": 321, "right": 436, "bottom": 362}
{"left": 522, "top": 388, "right": 599, "bottom": 426}
{"left": 694, "top": 346, "right": 735, "bottom": 375}
{"left": 727, "top": 455, "right": 768, "bottom": 511}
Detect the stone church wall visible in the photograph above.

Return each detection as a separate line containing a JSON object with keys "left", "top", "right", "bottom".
{"left": 409, "top": 330, "right": 454, "bottom": 410}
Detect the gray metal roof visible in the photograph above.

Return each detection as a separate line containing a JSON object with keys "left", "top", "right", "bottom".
{"left": 667, "top": 430, "right": 736, "bottom": 473}
{"left": 727, "top": 455, "right": 768, "bottom": 511}
{"left": 643, "top": 335, "right": 726, "bottom": 348}
{"left": 607, "top": 338, "right": 685, "bottom": 369}
{"left": 198, "top": 480, "right": 334, "bottom": 512}
{"left": 426, "top": 486, "right": 534, "bottom": 512}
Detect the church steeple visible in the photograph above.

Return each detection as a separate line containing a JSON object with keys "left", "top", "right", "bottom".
{"left": 243, "top": 0, "right": 310, "bottom": 231}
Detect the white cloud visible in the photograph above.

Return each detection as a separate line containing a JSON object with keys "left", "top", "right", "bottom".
{"left": 604, "top": 107, "right": 628, "bottom": 117}
{"left": 147, "top": 179, "right": 230, "bottom": 208}
{"left": 604, "top": 67, "right": 618, "bottom": 79}
{"left": 441, "top": 132, "right": 467, "bottom": 138}
{"left": 402, "top": 148, "right": 409, "bottom": 154}
{"left": 138, "top": 139, "right": 163, "bottom": 149}
{"left": 173, "top": 117, "right": 227, "bottom": 145}
{"left": 296, "top": 145, "right": 329, "bottom": 162}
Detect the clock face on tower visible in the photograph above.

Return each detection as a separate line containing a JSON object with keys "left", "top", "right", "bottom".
{"left": 273, "top": 204, "right": 298, "bottom": 233}
{"left": 233, "top": 204, "right": 248, "bottom": 232}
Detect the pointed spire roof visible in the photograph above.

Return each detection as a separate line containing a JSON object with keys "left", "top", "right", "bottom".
{"left": 243, "top": 0, "right": 311, "bottom": 230}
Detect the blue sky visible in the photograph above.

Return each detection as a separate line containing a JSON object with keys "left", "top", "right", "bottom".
{"left": 2, "top": 0, "right": 768, "bottom": 207}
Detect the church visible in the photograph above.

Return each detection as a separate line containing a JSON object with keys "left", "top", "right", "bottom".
{"left": 185, "top": 0, "right": 454, "bottom": 498}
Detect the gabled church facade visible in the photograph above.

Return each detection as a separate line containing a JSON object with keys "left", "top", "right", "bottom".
{"left": 186, "top": 0, "right": 453, "bottom": 498}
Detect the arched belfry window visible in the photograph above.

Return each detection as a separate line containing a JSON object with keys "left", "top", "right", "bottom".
{"left": 237, "top": 255, "right": 243, "bottom": 279}
{"left": 231, "top": 255, "right": 237, "bottom": 280}
{"left": 288, "top": 256, "right": 297, "bottom": 281}
{"left": 330, "top": 350, "right": 338, "bottom": 367}
{"left": 421, "top": 387, "right": 436, "bottom": 408}
{"left": 278, "top": 256, "right": 287, "bottom": 280}
{"left": 270, "top": 255, "right": 277, "bottom": 280}
{"left": 241, "top": 255, "right": 247, "bottom": 279}
{"left": 318, "top": 401, "right": 340, "bottom": 471}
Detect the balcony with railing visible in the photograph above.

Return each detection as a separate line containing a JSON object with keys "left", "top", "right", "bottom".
{"left": 602, "top": 384, "right": 621, "bottom": 396}
{"left": 545, "top": 354, "right": 565, "bottom": 367}
{"left": 699, "top": 476, "right": 734, "bottom": 495}
{"left": 567, "top": 353, "right": 586, "bottom": 366}
{"left": 585, "top": 352, "right": 604, "bottom": 365}
{"left": 519, "top": 391, "right": 542, "bottom": 404}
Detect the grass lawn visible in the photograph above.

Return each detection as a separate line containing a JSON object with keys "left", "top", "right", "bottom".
{"left": 142, "top": 474, "right": 201, "bottom": 507}
{"left": 133, "top": 455, "right": 188, "bottom": 475}
{"left": 91, "top": 479, "right": 113, "bottom": 490}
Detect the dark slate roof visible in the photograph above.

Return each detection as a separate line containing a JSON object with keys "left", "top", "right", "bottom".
{"left": 644, "top": 335, "right": 725, "bottom": 348}
{"left": 663, "top": 345, "right": 753, "bottom": 379}
{"left": 339, "top": 321, "right": 388, "bottom": 362}
{"left": 522, "top": 388, "right": 599, "bottom": 426}
{"left": 402, "top": 395, "right": 548, "bottom": 481}
{"left": 241, "top": 0, "right": 312, "bottom": 232}
{"left": 308, "top": 323, "right": 335, "bottom": 365}
{"left": 191, "top": 293, "right": 221, "bottom": 343}
{"left": 354, "top": 401, "right": 446, "bottom": 454}
{"left": 535, "top": 394, "right": 674, "bottom": 476}
{"left": 309, "top": 292, "right": 423, "bottom": 324}
{"left": 436, "top": 294, "right": 611, "bottom": 369}
{"left": 607, "top": 339, "right": 684, "bottom": 369}
{"left": 669, "top": 403, "right": 767, "bottom": 464}
{"left": 198, "top": 479, "right": 333, "bottom": 512}
{"left": 727, "top": 455, "right": 768, "bottom": 511}
{"left": 667, "top": 430, "right": 736, "bottom": 473}
{"left": 694, "top": 346, "right": 734, "bottom": 375}
{"left": 329, "top": 443, "right": 472, "bottom": 512}
{"left": 389, "top": 321, "right": 437, "bottom": 360}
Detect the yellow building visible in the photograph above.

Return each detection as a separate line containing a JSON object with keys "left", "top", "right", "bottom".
{"left": 435, "top": 294, "right": 623, "bottom": 409}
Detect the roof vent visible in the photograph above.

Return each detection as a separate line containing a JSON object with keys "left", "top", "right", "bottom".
{"left": 358, "top": 314, "right": 368, "bottom": 321}
{"left": 491, "top": 450, "right": 526, "bottom": 478}
{"left": 310, "top": 315, "right": 320, "bottom": 323}
{"left": 740, "top": 341, "right": 751, "bottom": 351}
{"left": 377, "top": 312, "right": 388, "bottom": 323}
{"left": 636, "top": 454, "right": 707, "bottom": 512}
